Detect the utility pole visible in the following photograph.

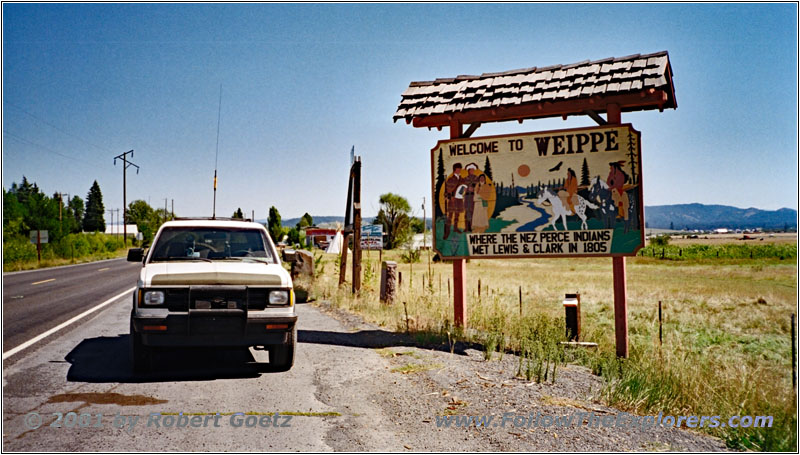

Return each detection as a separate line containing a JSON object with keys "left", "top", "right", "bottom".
{"left": 172, "top": 199, "right": 174, "bottom": 219}
{"left": 114, "top": 150, "right": 139, "bottom": 247}
{"left": 164, "top": 198, "right": 168, "bottom": 224}
{"left": 108, "top": 209, "right": 114, "bottom": 235}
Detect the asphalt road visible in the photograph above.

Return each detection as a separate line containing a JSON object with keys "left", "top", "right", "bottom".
{"left": 1, "top": 259, "right": 406, "bottom": 451}
{"left": 3, "top": 258, "right": 141, "bottom": 354}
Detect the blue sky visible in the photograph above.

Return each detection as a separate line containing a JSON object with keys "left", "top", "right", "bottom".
{"left": 3, "top": 3, "right": 797, "bottom": 221}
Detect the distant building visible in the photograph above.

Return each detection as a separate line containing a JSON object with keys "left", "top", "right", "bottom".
{"left": 305, "top": 228, "right": 337, "bottom": 249}
{"left": 104, "top": 224, "right": 139, "bottom": 237}
{"left": 713, "top": 228, "right": 729, "bottom": 234}
{"left": 410, "top": 232, "right": 432, "bottom": 250}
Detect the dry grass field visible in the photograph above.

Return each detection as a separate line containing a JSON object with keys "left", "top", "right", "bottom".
{"left": 304, "top": 237, "right": 797, "bottom": 451}
{"left": 663, "top": 232, "right": 796, "bottom": 246}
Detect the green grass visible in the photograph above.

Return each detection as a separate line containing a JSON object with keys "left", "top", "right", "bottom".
{"left": 3, "top": 232, "right": 131, "bottom": 272}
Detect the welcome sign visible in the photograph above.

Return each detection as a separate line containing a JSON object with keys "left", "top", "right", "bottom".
{"left": 431, "top": 124, "right": 644, "bottom": 259}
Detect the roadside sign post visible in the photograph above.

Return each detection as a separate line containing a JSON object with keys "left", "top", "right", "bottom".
{"left": 395, "top": 52, "right": 677, "bottom": 357}
{"left": 29, "top": 230, "right": 48, "bottom": 263}
{"left": 608, "top": 104, "right": 629, "bottom": 358}
{"left": 450, "top": 120, "right": 468, "bottom": 327}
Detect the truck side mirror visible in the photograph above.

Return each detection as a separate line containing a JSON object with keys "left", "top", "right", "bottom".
{"left": 127, "top": 248, "right": 144, "bottom": 262}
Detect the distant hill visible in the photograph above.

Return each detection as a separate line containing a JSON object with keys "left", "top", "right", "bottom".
{"left": 260, "top": 204, "right": 796, "bottom": 231}
{"left": 645, "top": 204, "right": 797, "bottom": 230}
{"left": 255, "top": 216, "right": 351, "bottom": 227}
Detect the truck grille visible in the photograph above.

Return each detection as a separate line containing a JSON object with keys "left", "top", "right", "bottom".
{"left": 157, "top": 287, "right": 268, "bottom": 311}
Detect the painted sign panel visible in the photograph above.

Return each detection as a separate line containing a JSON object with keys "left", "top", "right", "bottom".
{"left": 361, "top": 224, "right": 383, "bottom": 250}
{"left": 431, "top": 124, "right": 643, "bottom": 259}
{"left": 29, "top": 230, "right": 49, "bottom": 244}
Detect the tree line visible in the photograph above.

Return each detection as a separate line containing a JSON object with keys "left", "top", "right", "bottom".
{"left": 263, "top": 193, "right": 425, "bottom": 250}
{"left": 4, "top": 176, "right": 106, "bottom": 242}
{"left": 5, "top": 174, "right": 428, "bottom": 264}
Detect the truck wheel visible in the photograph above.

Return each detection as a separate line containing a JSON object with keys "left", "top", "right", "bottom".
{"left": 130, "top": 321, "right": 152, "bottom": 374}
{"left": 269, "top": 328, "right": 296, "bottom": 372}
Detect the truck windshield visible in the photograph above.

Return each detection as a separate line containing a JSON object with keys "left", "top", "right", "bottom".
{"left": 149, "top": 227, "right": 275, "bottom": 263}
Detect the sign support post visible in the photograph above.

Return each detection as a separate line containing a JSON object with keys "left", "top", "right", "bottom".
{"left": 607, "top": 103, "right": 629, "bottom": 358}
{"left": 450, "top": 120, "right": 468, "bottom": 328}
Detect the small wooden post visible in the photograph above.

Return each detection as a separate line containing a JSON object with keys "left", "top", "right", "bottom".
{"left": 338, "top": 233, "right": 349, "bottom": 286}
{"left": 658, "top": 301, "right": 663, "bottom": 347}
{"left": 403, "top": 302, "right": 410, "bottom": 333}
{"left": 518, "top": 286, "right": 522, "bottom": 316}
{"left": 792, "top": 313, "right": 797, "bottom": 391}
{"left": 478, "top": 279, "right": 481, "bottom": 300}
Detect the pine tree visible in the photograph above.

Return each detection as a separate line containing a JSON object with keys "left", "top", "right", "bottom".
{"left": 580, "top": 158, "right": 590, "bottom": 187}
{"left": 83, "top": 180, "right": 106, "bottom": 232}
{"left": 483, "top": 156, "right": 493, "bottom": 181}
{"left": 627, "top": 131, "right": 638, "bottom": 185}
{"left": 232, "top": 208, "right": 244, "bottom": 219}
{"left": 435, "top": 150, "right": 446, "bottom": 218}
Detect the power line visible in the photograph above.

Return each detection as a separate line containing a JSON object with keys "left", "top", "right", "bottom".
{"left": 3, "top": 101, "right": 113, "bottom": 154}
{"left": 3, "top": 131, "right": 105, "bottom": 170}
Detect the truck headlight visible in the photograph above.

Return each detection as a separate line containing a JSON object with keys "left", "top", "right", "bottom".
{"left": 268, "top": 290, "right": 289, "bottom": 305}
{"left": 143, "top": 291, "right": 165, "bottom": 305}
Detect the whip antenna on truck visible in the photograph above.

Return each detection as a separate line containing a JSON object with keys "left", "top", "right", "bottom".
{"left": 212, "top": 84, "right": 222, "bottom": 219}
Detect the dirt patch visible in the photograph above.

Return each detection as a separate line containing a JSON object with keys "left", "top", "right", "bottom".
{"left": 47, "top": 392, "right": 168, "bottom": 406}
{"left": 314, "top": 299, "right": 732, "bottom": 452}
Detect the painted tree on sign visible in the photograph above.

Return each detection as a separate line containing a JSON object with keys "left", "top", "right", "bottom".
{"left": 483, "top": 156, "right": 493, "bottom": 181}
{"left": 627, "top": 130, "right": 638, "bottom": 185}
{"left": 435, "top": 149, "right": 445, "bottom": 218}
{"left": 580, "top": 158, "right": 590, "bottom": 187}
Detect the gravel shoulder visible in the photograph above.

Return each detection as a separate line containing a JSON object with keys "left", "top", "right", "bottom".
{"left": 312, "top": 299, "right": 731, "bottom": 452}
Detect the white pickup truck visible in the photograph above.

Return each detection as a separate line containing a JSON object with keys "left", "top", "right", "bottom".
{"left": 127, "top": 219, "right": 296, "bottom": 373}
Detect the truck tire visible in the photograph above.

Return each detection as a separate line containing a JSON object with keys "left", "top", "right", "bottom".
{"left": 130, "top": 321, "right": 152, "bottom": 374}
{"left": 269, "top": 328, "right": 296, "bottom": 372}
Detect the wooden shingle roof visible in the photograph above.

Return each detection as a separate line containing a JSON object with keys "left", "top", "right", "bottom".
{"left": 394, "top": 51, "right": 676, "bottom": 128}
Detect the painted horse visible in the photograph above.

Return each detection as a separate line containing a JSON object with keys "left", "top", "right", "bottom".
{"left": 589, "top": 176, "right": 638, "bottom": 232}
{"left": 536, "top": 187, "right": 598, "bottom": 231}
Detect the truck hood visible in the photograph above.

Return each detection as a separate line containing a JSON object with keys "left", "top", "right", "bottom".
{"left": 141, "top": 261, "right": 290, "bottom": 287}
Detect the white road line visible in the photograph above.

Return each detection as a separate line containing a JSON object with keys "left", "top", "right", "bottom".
{"left": 31, "top": 278, "right": 56, "bottom": 285}
{"left": 97, "top": 268, "right": 110, "bottom": 272}
{"left": 2, "top": 257, "right": 126, "bottom": 276}
{"left": 2, "top": 286, "right": 136, "bottom": 360}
